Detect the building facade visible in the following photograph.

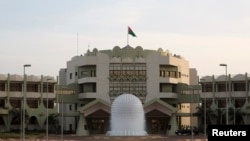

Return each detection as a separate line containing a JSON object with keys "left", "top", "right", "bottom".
{"left": 1, "top": 46, "right": 249, "bottom": 136}
{"left": 0, "top": 45, "right": 202, "bottom": 135}
{"left": 0, "top": 74, "right": 57, "bottom": 131}
{"left": 200, "top": 74, "right": 250, "bottom": 126}
{"left": 58, "top": 45, "right": 200, "bottom": 136}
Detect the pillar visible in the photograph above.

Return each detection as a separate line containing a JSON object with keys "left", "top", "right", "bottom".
{"left": 166, "top": 113, "right": 178, "bottom": 135}
{"left": 76, "top": 113, "right": 89, "bottom": 136}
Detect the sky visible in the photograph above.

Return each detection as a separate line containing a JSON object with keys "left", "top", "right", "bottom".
{"left": 1, "top": 0, "right": 250, "bottom": 78}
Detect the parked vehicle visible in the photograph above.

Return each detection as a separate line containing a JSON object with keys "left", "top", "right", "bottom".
{"left": 175, "top": 126, "right": 199, "bottom": 135}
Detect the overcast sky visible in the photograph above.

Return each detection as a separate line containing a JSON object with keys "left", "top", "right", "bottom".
{"left": 1, "top": 0, "right": 250, "bottom": 78}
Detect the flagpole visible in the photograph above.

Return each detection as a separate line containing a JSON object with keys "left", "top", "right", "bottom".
{"left": 77, "top": 33, "right": 79, "bottom": 56}
{"left": 127, "top": 27, "right": 129, "bottom": 45}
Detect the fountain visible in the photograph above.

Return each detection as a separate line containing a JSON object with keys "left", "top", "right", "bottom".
{"left": 106, "top": 93, "right": 148, "bottom": 136}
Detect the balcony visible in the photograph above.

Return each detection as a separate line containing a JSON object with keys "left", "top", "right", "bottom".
{"left": 200, "top": 92, "right": 213, "bottom": 99}
{"left": 40, "top": 93, "right": 56, "bottom": 99}
{"left": 159, "top": 77, "right": 178, "bottom": 84}
{"left": 0, "top": 91, "right": 7, "bottom": 97}
{"left": 26, "top": 92, "right": 40, "bottom": 98}
{"left": 8, "top": 92, "right": 22, "bottom": 98}
{"left": 78, "top": 92, "right": 97, "bottom": 99}
{"left": 215, "top": 92, "right": 231, "bottom": 98}
{"left": 78, "top": 77, "right": 97, "bottom": 84}
{"left": 159, "top": 92, "right": 178, "bottom": 98}
{"left": 231, "top": 91, "right": 247, "bottom": 98}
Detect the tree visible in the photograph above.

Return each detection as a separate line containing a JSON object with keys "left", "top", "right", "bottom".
{"left": 47, "top": 113, "right": 60, "bottom": 133}
{"left": 10, "top": 108, "right": 21, "bottom": 125}
{"left": 194, "top": 105, "right": 205, "bottom": 132}
{"left": 206, "top": 108, "right": 219, "bottom": 125}
{"left": 10, "top": 108, "right": 29, "bottom": 131}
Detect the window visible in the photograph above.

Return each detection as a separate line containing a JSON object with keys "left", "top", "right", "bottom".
{"left": 79, "top": 83, "right": 96, "bottom": 93}
{"left": 10, "top": 100, "right": 21, "bottom": 108}
{"left": 70, "top": 73, "right": 73, "bottom": 79}
{"left": 43, "top": 84, "right": 54, "bottom": 93}
{"left": 91, "top": 70, "right": 96, "bottom": 77}
{"left": 217, "top": 83, "right": 226, "bottom": 92}
{"left": 109, "top": 63, "right": 147, "bottom": 96}
{"left": 203, "top": 83, "right": 212, "bottom": 92}
{"left": 75, "top": 103, "right": 77, "bottom": 110}
{"left": 27, "top": 100, "right": 38, "bottom": 108}
{"left": 69, "top": 124, "right": 73, "bottom": 131}
{"left": 10, "top": 83, "right": 22, "bottom": 92}
{"left": 0, "top": 99, "right": 4, "bottom": 107}
{"left": 69, "top": 105, "right": 72, "bottom": 111}
{"left": 27, "top": 83, "right": 39, "bottom": 92}
{"left": 0, "top": 83, "right": 5, "bottom": 91}
{"left": 233, "top": 82, "right": 245, "bottom": 91}
{"left": 169, "top": 71, "right": 177, "bottom": 78}
{"left": 218, "top": 99, "right": 226, "bottom": 108}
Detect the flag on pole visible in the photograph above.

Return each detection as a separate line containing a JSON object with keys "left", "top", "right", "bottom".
{"left": 128, "top": 26, "right": 137, "bottom": 37}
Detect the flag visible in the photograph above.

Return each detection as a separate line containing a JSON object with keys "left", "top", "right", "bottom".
{"left": 128, "top": 26, "right": 137, "bottom": 37}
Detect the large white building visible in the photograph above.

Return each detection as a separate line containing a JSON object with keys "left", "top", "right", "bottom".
{"left": 58, "top": 45, "right": 200, "bottom": 135}
{"left": 2, "top": 45, "right": 250, "bottom": 136}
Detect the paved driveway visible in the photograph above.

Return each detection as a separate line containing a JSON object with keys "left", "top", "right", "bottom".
{"left": 0, "top": 134, "right": 208, "bottom": 141}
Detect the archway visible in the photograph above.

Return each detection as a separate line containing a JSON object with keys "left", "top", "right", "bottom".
{"left": 144, "top": 99, "right": 176, "bottom": 135}
{"left": 145, "top": 109, "right": 170, "bottom": 134}
{"left": 28, "top": 116, "right": 39, "bottom": 130}
{"left": 85, "top": 109, "right": 110, "bottom": 134}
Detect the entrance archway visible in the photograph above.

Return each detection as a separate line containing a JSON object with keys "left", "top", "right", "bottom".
{"left": 146, "top": 109, "right": 170, "bottom": 134}
{"left": 86, "top": 109, "right": 110, "bottom": 134}
{"left": 77, "top": 99, "right": 111, "bottom": 135}
{"left": 144, "top": 99, "right": 176, "bottom": 135}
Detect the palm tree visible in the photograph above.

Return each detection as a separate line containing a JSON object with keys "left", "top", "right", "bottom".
{"left": 194, "top": 105, "right": 205, "bottom": 132}
{"left": 47, "top": 113, "right": 60, "bottom": 134}
{"left": 218, "top": 109, "right": 222, "bottom": 125}
{"left": 10, "top": 108, "right": 21, "bottom": 125}
{"left": 206, "top": 108, "right": 219, "bottom": 125}
{"left": 228, "top": 107, "right": 234, "bottom": 124}
{"left": 10, "top": 108, "right": 29, "bottom": 131}
{"left": 235, "top": 108, "right": 244, "bottom": 125}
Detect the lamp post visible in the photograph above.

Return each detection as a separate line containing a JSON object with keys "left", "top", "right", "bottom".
{"left": 200, "top": 79, "right": 206, "bottom": 139}
{"left": 219, "top": 63, "right": 228, "bottom": 125}
{"left": 234, "top": 93, "right": 236, "bottom": 125}
{"left": 46, "top": 78, "right": 52, "bottom": 141}
{"left": 190, "top": 86, "right": 194, "bottom": 141}
{"left": 61, "top": 88, "right": 65, "bottom": 141}
{"left": 23, "top": 64, "right": 31, "bottom": 141}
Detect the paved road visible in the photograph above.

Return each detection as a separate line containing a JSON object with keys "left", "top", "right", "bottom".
{"left": 47, "top": 134, "right": 207, "bottom": 141}
{"left": 0, "top": 134, "right": 208, "bottom": 141}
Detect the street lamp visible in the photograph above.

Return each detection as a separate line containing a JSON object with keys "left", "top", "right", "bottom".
{"left": 23, "top": 64, "right": 31, "bottom": 141}
{"left": 190, "top": 86, "right": 194, "bottom": 141}
{"left": 200, "top": 78, "right": 206, "bottom": 139}
{"left": 234, "top": 92, "right": 236, "bottom": 125}
{"left": 61, "top": 87, "right": 66, "bottom": 141}
{"left": 46, "top": 78, "right": 52, "bottom": 141}
{"left": 219, "top": 63, "right": 228, "bottom": 125}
